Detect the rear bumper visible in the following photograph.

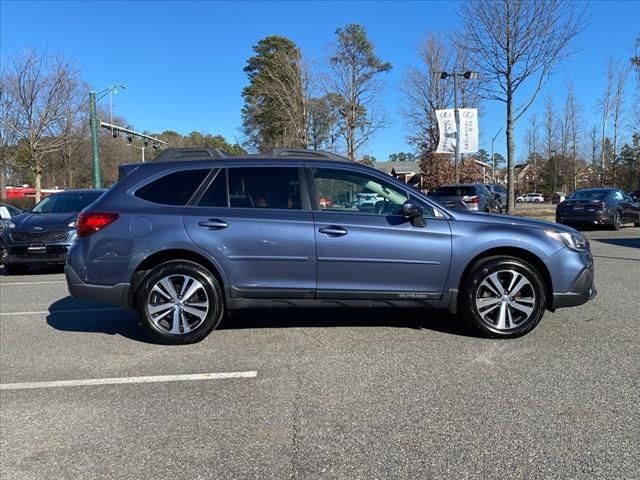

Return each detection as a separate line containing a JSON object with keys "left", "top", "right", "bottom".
{"left": 552, "top": 264, "right": 597, "bottom": 309}
{"left": 65, "top": 265, "right": 131, "bottom": 309}
{"left": 556, "top": 211, "right": 612, "bottom": 225}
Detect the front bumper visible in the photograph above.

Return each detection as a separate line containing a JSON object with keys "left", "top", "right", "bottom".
{"left": 65, "top": 265, "right": 131, "bottom": 309}
{"left": 552, "top": 263, "right": 597, "bottom": 309}
{"left": 1, "top": 244, "right": 69, "bottom": 265}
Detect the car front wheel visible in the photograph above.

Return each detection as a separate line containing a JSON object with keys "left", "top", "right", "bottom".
{"left": 136, "top": 260, "right": 224, "bottom": 344}
{"left": 460, "top": 256, "right": 547, "bottom": 339}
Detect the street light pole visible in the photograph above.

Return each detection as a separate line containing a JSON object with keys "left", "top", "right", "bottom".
{"left": 453, "top": 72, "right": 461, "bottom": 183}
{"left": 89, "top": 84, "right": 126, "bottom": 189}
{"left": 434, "top": 70, "right": 478, "bottom": 184}
{"left": 491, "top": 126, "right": 503, "bottom": 183}
{"left": 89, "top": 91, "right": 101, "bottom": 189}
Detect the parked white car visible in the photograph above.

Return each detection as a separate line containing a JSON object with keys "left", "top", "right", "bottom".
{"left": 516, "top": 192, "right": 545, "bottom": 203}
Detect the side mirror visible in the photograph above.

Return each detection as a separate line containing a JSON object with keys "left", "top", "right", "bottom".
{"left": 23, "top": 208, "right": 31, "bottom": 213}
{"left": 402, "top": 201, "right": 426, "bottom": 228}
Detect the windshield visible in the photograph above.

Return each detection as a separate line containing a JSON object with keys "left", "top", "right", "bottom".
{"left": 32, "top": 192, "right": 102, "bottom": 213}
{"left": 569, "top": 190, "right": 609, "bottom": 200}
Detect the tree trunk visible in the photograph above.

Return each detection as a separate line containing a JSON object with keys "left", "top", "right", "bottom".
{"left": 506, "top": 89, "right": 515, "bottom": 214}
{"left": 0, "top": 151, "right": 6, "bottom": 199}
{"left": 35, "top": 170, "right": 42, "bottom": 204}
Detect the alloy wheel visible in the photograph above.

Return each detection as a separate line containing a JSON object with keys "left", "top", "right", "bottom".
{"left": 474, "top": 269, "right": 536, "bottom": 331}
{"left": 146, "top": 274, "right": 210, "bottom": 335}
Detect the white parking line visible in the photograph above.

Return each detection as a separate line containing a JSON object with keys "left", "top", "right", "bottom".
{"left": 0, "top": 308, "right": 121, "bottom": 316}
{"left": 0, "top": 280, "right": 67, "bottom": 286}
{"left": 0, "top": 371, "right": 258, "bottom": 390}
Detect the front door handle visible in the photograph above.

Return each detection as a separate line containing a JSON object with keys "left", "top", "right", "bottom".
{"left": 318, "top": 226, "right": 347, "bottom": 237}
{"left": 198, "top": 218, "right": 228, "bottom": 230}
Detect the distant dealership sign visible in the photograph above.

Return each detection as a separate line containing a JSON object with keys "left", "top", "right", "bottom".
{"left": 435, "top": 108, "right": 478, "bottom": 154}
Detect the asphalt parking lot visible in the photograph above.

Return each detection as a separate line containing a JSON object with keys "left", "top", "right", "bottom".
{"left": 1, "top": 228, "right": 639, "bottom": 480}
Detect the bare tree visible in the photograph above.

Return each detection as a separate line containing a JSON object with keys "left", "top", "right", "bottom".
{"left": 254, "top": 52, "right": 312, "bottom": 148}
{"left": 0, "top": 71, "right": 20, "bottom": 198}
{"left": 2, "top": 50, "right": 81, "bottom": 202}
{"left": 543, "top": 93, "right": 557, "bottom": 191}
{"left": 328, "top": 24, "right": 392, "bottom": 161}
{"left": 401, "top": 33, "right": 481, "bottom": 154}
{"left": 457, "top": 0, "right": 585, "bottom": 213}
{"left": 610, "top": 61, "right": 628, "bottom": 186}
{"left": 565, "top": 80, "right": 582, "bottom": 191}
{"left": 598, "top": 59, "right": 615, "bottom": 186}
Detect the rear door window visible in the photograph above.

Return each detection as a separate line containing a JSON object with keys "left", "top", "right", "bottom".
{"left": 135, "top": 169, "right": 209, "bottom": 206}
{"left": 227, "top": 167, "right": 302, "bottom": 210}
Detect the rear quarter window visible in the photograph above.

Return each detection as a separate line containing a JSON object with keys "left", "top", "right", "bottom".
{"left": 135, "top": 169, "right": 209, "bottom": 206}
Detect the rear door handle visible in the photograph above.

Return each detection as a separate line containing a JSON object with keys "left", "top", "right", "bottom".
{"left": 198, "top": 218, "right": 228, "bottom": 230}
{"left": 318, "top": 226, "right": 347, "bottom": 237}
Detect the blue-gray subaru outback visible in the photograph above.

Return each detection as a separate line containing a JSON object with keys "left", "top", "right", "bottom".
{"left": 65, "top": 148, "right": 596, "bottom": 344}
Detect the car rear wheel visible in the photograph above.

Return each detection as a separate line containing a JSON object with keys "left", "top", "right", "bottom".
{"left": 611, "top": 211, "right": 622, "bottom": 231}
{"left": 136, "top": 260, "right": 224, "bottom": 345}
{"left": 460, "top": 256, "right": 546, "bottom": 339}
{"left": 3, "top": 263, "right": 29, "bottom": 275}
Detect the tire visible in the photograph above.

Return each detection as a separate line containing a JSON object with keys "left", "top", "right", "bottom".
{"left": 459, "top": 256, "right": 547, "bottom": 339}
{"left": 136, "top": 260, "right": 224, "bottom": 345}
{"left": 611, "top": 211, "right": 622, "bottom": 231}
{"left": 3, "top": 263, "right": 29, "bottom": 275}
{"left": 534, "top": 198, "right": 541, "bottom": 203}
{"left": 516, "top": 199, "right": 522, "bottom": 203}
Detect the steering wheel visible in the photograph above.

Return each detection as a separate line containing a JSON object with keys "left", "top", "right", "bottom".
{"left": 374, "top": 199, "right": 390, "bottom": 215}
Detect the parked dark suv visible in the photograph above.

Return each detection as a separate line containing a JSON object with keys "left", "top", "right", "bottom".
{"left": 1, "top": 189, "right": 104, "bottom": 274}
{"left": 66, "top": 148, "right": 596, "bottom": 344}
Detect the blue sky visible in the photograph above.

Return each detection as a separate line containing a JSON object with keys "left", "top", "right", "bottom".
{"left": 1, "top": 0, "right": 638, "bottom": 162}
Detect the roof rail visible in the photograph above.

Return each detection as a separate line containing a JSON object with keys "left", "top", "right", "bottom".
{"left": 151, "top": 147, "right": 352, "bottom": 163}
{"left": 261, "top": 148, "right": 351, "bottom": 162}
{"left": 152, "top": 148, "right": 228, "bottom": 162}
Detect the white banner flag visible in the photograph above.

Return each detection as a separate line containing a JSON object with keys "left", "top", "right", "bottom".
{"left": 435, "top": 109, "right": 456, "bottom": 153}
{"left": 458, "top": 108, "right": 479, "bottom": 153}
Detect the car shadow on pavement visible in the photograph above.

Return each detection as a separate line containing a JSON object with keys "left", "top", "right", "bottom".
{"left": 592, "top": 237, "right": 640, "bottom": 249}
{"left": 46, "top": 297, "right": 478, "bottom": 342}
{"left": 222, "top": 308, "right": 477, "bottom": 338}
{"left": 0, "top": 264, "right": 65, "bottom": 276}
{"left": 46, "top": 296, "right": 152, "bottom": 343}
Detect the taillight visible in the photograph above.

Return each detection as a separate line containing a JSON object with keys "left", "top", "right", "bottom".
{"left": 463, "top": 195, "right": 480, "bottom": 204}
{"left": 77, "top": 212, "right": 119, "bottom": 237}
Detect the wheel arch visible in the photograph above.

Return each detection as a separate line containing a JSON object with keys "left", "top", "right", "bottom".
{"left": 130, "top": 249, "right": 226, "bottom": 308}
{"left": 459, "top": 247, "right": 553, "bottom": 309}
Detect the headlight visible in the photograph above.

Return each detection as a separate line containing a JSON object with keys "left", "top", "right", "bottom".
{"left": 68, "top": 221, "right": 76, "bottom": 228}
{"left": 545, "top": 230, "right": 588, "bottom": 251}
{"left": 4, "top": 221, "right": 16, "bottom": 229}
